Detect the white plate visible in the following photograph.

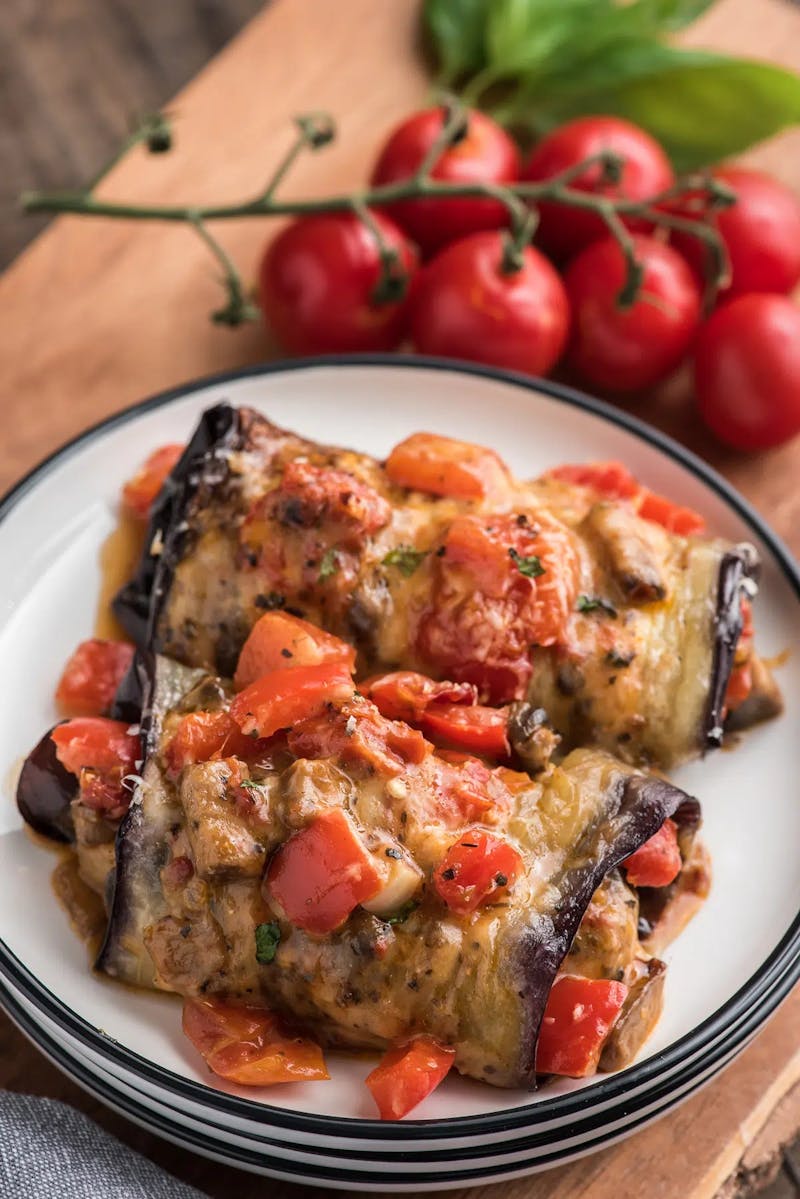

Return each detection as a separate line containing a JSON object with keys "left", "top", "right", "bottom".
{"left": 0, "top": 357, "right": 798, "bottom": 1185}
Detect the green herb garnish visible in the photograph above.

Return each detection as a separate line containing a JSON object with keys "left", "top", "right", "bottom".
{"left": 386, "top": 900, "right": 418, "bottom": 926}
{"left": 577, "top": 594, "right": 618, "bottom": 617}
{"left": 319, "top": 548, "right": 339, "bottom": 581}
{"left": 509, "top": 547, "right": 545, "bottom": 578}
{"left": 255, "top": 922, "right": 281, "bottom": 964}
{"left": 382, "top": 545, "right": 430, "bottom": 577}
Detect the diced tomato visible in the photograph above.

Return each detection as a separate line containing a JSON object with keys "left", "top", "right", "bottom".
{"left": 547, "top": 461, "right": 639, "bottom": 500}
{"left": 230, "top": 663, "right": 354, "bottom": 739}
{"left": 182, "top": 998, "right": 328, "bottom": 1085}
{"left": 433, "top": 755, "right": 515, "bottom": 824}
{"left": 55, "top": 638, "right": 135, "bottom": 717}
{"left": 366, "top": 1036, "right": 456, "bottom": 1120}
{"left": 234, "top": 611, "right": 355, "bottom": 691}
{"left": 51, "top": 718, "right": 139, "bottom": 779}
{"left": 725, "top": 597, "right": 755, "bottom": 712}
{"left": 385, "top": 432, "right": 511, "bottom": 501}
{"left": 274, "top": 461, "right": 391, "bottom": 539}
{"left": 288, "top": 700, "right": 430, "bottom": 777}
{"left": 536, "top": 976, "right": 628, "bottom": 1078}
{"left": 622, "top": 818, "right": 682, "bottom": 888}
{"left": 121, "top": 444, "right": 184, "bottom": 520}
{"left": 422, "top": 704, "right": 510, "bottom": 757}
{"left": 636, "top": 489, "right": 706, "bottom": 537}
{"left": 433, "top": 828, "right": 523, "bottom": 915}
{"left": 266, "top": 807, "right": 383, "bottom": 934}
{"left": 362, "top": 672, "right": 476, "bottom": 723}
{"left": 164, "top": 710, "right": 261, "bottom": 778}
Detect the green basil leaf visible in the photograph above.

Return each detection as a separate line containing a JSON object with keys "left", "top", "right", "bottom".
{"left": 255, "top": 922, "right": 281, "bottom": 965}
{"left": 484, "top": 0, "right": 607, "bottom": 81}
{"left": 423, "top": 0, "right": 491, "bottom": 84}
{"left": 636, "top": 0, "right": 719, "bottom": 31}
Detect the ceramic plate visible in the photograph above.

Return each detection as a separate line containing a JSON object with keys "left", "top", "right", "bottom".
{"left": 1, "top": 358, "right": 798, "bottom": 1187}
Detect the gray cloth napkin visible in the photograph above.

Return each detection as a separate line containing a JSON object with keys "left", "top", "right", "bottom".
{"left": 0, "top": 1093, "right": 208, "bottom": 1198}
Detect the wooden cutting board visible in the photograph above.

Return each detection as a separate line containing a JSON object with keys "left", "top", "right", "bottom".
{"left": 1, "top": 1, "right": 799, "bottom": 1196}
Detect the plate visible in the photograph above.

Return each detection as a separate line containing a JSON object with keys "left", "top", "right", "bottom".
{"left": 1, "top": 356, "right": 798, "bottom": 1188}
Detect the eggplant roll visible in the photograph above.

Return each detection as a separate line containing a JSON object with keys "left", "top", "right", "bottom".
{"left": 21, "top": 652, "right": 700, "bottom": 1088}
{"left": 114, "top": 405, "right": 778, "bottom": 768}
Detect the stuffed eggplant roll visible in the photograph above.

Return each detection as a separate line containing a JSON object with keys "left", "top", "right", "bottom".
{"left": 19, "top": 621, "right": 706, "bottom": 1091}
{"left": 114, "top": 405, "right": 779, "bottom": 768}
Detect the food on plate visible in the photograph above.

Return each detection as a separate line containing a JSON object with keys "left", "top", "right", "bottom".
{"left": 113, "top": 405, "right": 779, "bottom": 769}
{"left": 19, "top": 635, "right": 706, "bottom": 1107}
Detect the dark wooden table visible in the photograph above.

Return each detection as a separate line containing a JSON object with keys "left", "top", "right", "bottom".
{"left": 2, "top": 2, "right": 800, "bottom": 1197}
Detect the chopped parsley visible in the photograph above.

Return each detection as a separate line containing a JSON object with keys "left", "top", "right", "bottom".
{"left": 319, "top": 548, "right": 339, "bottom": 581}
{"left": 386, "top": 900, "right": 418, "bottom": 926}
{"left": 508, "top": 548, "right": 545, "bottom": 578}
{"left": 255, "top": 922, "right": 281, "bottom": 964}
{"left": 382, "top": 545, "right": 429, "bottom": 577}
{"left": 238, "top": 777, "right": 263, "bottom": 793}
{"left": 577, "top": 594, "right": 618, "bottom": 617}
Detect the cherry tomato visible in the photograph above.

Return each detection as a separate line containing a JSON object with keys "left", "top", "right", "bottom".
{"left": 385, "top": 432, "right": 511, "bottom": 501}
{"left": 265, "top": 807, "right": 383, "bottom": 934}
{"left": 182, "top": 998, "right": 328, "bottom": 1085}
{"left": 522, "top": 116, "right": 674, "bottom": 262}
{"left": 230, "top": 662, "right": 354, "bottom": 739}
{"left": 422, "top": 704, "right": 510, "bottom": 758}
{"left": 366, "top": 1037, "right": 456, "bottom": 1120}
{"left": 234, "top": 611, "right": 355, "bottom": 691}
{"left": 694, "top": 295, "right": 800, "bottom": 451}
{"left": 564, "top": 234, "right": 701, "bottom": 393}
{"left": 671, "top": 168, "right": 800, "bottom": 300}
{"left": 536, "top": 976, "right": 628, "bottom": 1078}
{"left": 622, "top": 819, "right": 682, "bottom": 888}
{"left": 433, "top": 828, "right": 523, "bottom": 915}
{"left": 409, "top": 232, "right": 570, "bottom": 376}
{"left": 363, "top": 672, "right": 476, "bottom": 723}
{"left": 370, "top": 107, "right": 520, "bottom": 256}
{"left": 121, "top": 444, "right": 184, "bottom": 520}
{"left": 55, "top": 638, "right": 134, "bottom": 716}
{"left": 259, "top": 211, "right": 417, "bottom": 354}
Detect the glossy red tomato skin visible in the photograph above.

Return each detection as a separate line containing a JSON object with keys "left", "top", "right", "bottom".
{"left": 694, "top": 294, "right": 800, "bottom": 451}
{"left": 370, "top": 107, "right": 521, "bottom": 256}
{"left": 522, "top": 116, "right": 674, "bottom": 262}
{"left": 259, "top": 211, "right": 417, "bottom": 354}
{"left": 564, "top": 234, "right": 701, "bottom": 393}
{"left": 672, "top": 168, "right": 800, "bottom": 300}
{"left": 409, "top": 232, "right": 570, "bottom": 376}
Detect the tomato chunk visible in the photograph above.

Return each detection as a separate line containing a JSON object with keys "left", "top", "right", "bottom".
{"left": 536, "top": 976, "right": 628, "bottom": 1078}
{"left": 288, "top": 700, "right": 430, "bottom": 777}
{"left": 121, "top": 444, "right": 184, "bottom": 520}
{"left": 55, "top": 638, "right": 135, "bottom": 717}
{"left": 274, "top": 460, "right": 391, "bottom": 538}
{"left": 636, "top": 489, "right": 706, "bottom": 536}
{"left": 366, "top": 1036, "right": 456, "bottom": 1120}
{"left": 422, "top": 704, "right": 509, "bottom": 757}
{"left": 432, "top": 755, "right": 515, "bottom": 825}
{"left": 622, "top": 818, "right": 682, "bottom": 888}
{"left": 385, "top": 432, "right": 511, "bottom": 501}
{"left": 362, "top": 671, "right": 476, "bottom": 723}
{"left": 234, "top": 611, "right": 355, "bottom": 690}
{"left": 164, "top": 710, "right": 261, "bottom": 778}
{"left": 433, "top": 828, "right": 522, "bottom": 914}
{"left": 51, "top": 718, "right": 139, "bottom": 779}
{"left": 182, "top": 998, "right": 328, "bottom": 1085}
{"left": 265, "top": 807, "right": 383, "bottom": 934}
{"left": 230, "top": 663, "right": 354, "bottom": 739}
{"left": 548, "top": 461, "right": 639, "bottom": 499}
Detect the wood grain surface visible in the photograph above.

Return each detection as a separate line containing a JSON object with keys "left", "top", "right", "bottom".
{"left": 1, "top": 1, "right": 800, "bottom": 1197}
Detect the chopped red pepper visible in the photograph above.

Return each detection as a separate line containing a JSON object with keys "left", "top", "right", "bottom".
{"left": 547, "top": 461, "right": 639, "bottom": 499}
{"left": 422, "top": 704, "right": 510, "bottom": 758}
{"left": 164, "top": 710, "right": 261, "bottom": 778}
{"left": 636, "top": 489, "right": 706, "bottom": 536}
{"left": 287, "top": 700, "right": 430, "bottom": 777}
{"left": 361, "top": 671, "right": 508, "bottom": 757}
{"left": 622, "top": 818, "right": 682, "bottom": 888}
{"left": 265, "top": 807, "right": 383, "bottom": 934}
{"left": 121, "top": 444, "right": 184, "bottom": 520}
{"left": 234, "top": 611, "right": 355, "bottom": 691}
{"left": 433, "top": 828, "right": 523, "bottom": 914}
{"left": 366, "top": 1036, "right": 456, "bottom": 1120}
{"left": 385, "top": 432, "right": 511, "bottom": 501}
{"left": 55, "top": 638, "right": 135, "bottom": 717}
{"left": 362, "top": 671, "right": 476, "bottom": 723}
{"left": 182, "top": 998, "right": 328, "bottom": 1085}
{"left": 536, "top": 976, "right": 628, "bottom": 1078}
{"left": 230, "top": 663, "right": 354, "bottom": 739}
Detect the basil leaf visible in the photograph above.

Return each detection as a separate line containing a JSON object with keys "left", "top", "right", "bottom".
{"left": 577, "top": 594, "right": 618, "bottom": 617}
{"left": 423, "top": 0, "right": 491, "bottom": 85}
{"left": 382, "top": 545, "right": 430, "bottom": 577}
{"left": 509, "top": 548, "right": 546, "bottom": 578}
{"left": 255, "top": 922, "right": 281, "bottom": 964}
{"left": 485, "top": 0, "right": 602, "bottom": 81}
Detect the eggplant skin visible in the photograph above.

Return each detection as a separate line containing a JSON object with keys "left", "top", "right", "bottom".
{"left": 515, "top": 773, "right": 693, "bottom": 1085}
{"left": 16, "top": 725, "right": 75, "bottom": 844}
{"left": 704, "top": 544, "right": 760, "bottom": 749}
{"left": 113, "top": 403, "right": 245, "bottom": 649}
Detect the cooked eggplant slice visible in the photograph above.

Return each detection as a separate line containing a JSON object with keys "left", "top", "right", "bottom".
{"left": 598, "top": 957, "right": 667, "bottom": 1073}
{"left": 16, "top": 725, "right": 75, "bottom": 843}
{"left": 113, "top": 405, "right": 776, "bottom": 768}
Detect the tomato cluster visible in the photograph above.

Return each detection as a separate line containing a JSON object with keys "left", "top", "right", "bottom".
{"left": 258, "top": 107, "right": 800, "bottom": 452}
